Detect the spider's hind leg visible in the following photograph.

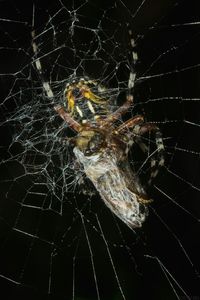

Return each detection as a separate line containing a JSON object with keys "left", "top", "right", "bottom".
{"left": 127, "top": 26, "right": 138, "bottom": 92}
{"left": 135, "top": 123, "right": 165, "bottom": 186}
{"left": 116, "top": 118, "right": 164, "bottom": 186}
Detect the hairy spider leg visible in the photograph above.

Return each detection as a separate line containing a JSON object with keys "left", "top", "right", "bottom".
{"left": 31, "top": 28, "right": 54, "bottom": 99}
{"left": 127, "top": 27, "right": 138, "bottom": 92}
{"left": 103, "top": 94, "right": 134, "bottom": 125}
{"left": 103, "top": 28, "right": 138, "bottom": 126}
{"left": 136, "top": 123, "right": 165, "bottom": 185}
{"left": 115, "top": 117, "right": 164, "bottom": 185}
{"left": 115, "top": 115, "right": 144, "bottom": 133}
{"left": 54, "top": 105, "right": 81, "bottom": 132}
{"left": 31, "top": 23, "right": 81, "bottom": 133}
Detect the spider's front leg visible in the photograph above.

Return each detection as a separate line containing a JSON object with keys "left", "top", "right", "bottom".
{"left": 103, "top": 73, "right": 136, "bottom": 125}
{"left": 104, "top": 94, "right": 134, "bottom": 125}
{"left": 103, "top": 29, "right": 138, "bottom": 125}
{"left": 54, "top": 105, "right": 81, "bottom": 132}
{"left": 115, "top": 114, "right": 144, "bottom": 134}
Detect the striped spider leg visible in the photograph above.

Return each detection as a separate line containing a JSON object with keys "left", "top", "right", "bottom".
{"left": 115, "top": 116, "right": 165, "bottom": 186}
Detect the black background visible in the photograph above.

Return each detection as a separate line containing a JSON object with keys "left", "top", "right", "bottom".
{"left": 0, "top": 0, "right": 200, "bottom": 300}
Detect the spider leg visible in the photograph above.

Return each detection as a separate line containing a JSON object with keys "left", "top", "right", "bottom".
{"left": 115, "top": 114, "right": 144, "bottom": 134}
{"left": 127, "top": 27, "right": 138, "bottom": 91}
{"left": 137, "top": 122, "right": 164, "bottom": 160}
{"left": 54, "top": 105, "right": 81, "bottom": 132}
{"left": 31, "top": 23, "right": 80, "bottom": 135}
{"left": 103, "top": 28, "right": 138, "bottom": 126}
{"left": 136, "top": 123, "right": 165, "bottom": 185}
{"left": 31, "top": 27, "right": 54, "bottom": 99}
{"left": 116, "top": 118, "right": 164, "bottom": 185}
{"left": 103, "top": 94, "right": 134, "bottom": 125}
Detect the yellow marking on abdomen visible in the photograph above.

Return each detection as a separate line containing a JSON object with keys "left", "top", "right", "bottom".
{"left": 87, "top": 101, "right": 95, "bottom": 114}
{"left": 76, "top": 105, "right": 83, "bottom": 117}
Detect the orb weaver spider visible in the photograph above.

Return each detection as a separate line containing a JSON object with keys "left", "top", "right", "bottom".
{"left": 32, "top": 28, "right": 164, "bottom": 229}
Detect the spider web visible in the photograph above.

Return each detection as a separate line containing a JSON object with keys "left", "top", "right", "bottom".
{"left": 0, "top": 0, "right": 200, "bottom": 299}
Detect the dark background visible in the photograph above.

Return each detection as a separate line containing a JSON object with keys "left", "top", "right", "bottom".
{"left": 0, "top": 0, "right": 200, "bottom": 299}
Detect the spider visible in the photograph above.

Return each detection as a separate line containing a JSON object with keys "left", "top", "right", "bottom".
{"left": 32, "top": 28, "right": 164, "bottom": 229}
